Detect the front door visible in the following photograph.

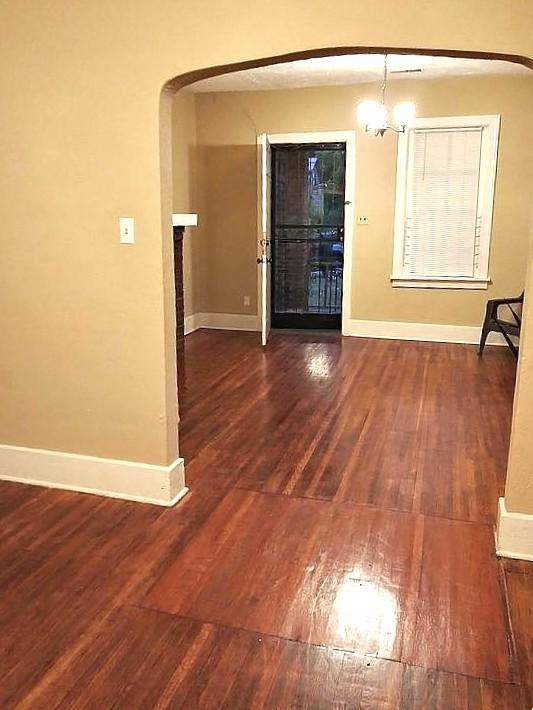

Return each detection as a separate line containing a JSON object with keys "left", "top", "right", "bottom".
{"left": 271, "top": 143, "right": 346, "bottom": 329}
{"left": 258, "top": 133, "right": 272, "bottom": 346}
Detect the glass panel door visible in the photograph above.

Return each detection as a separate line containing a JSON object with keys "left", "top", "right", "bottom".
{"left": 271, "top": 143, "right": 346, "bottom": 329}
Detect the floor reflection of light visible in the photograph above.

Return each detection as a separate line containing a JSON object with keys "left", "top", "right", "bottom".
{"left": 333, "top": 572, "right": 398, "bottom": 651}
{"left": 306, "top": 352, "right": 331, "bottom": 379}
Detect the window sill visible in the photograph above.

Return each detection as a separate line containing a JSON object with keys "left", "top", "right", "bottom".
{"left": 390, "top": 276, "right": 490, "bottom": 290}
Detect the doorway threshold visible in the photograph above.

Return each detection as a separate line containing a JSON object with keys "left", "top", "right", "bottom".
{"left": 270, "top": 328, "right": 342, "bottom": 338}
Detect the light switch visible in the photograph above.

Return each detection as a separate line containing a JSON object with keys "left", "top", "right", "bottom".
{"left": 243, "top": 295, "right": 251, "bottom": 306}
{"left": 119, "top": 217, "right": 135, "bottom": 244}
{"left": 357, "top": 216, "right": 369, "bottom": 225}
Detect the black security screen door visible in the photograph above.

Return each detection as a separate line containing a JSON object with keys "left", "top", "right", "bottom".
{"left": 271, "top": 143, "right": 346, "bottom": 329}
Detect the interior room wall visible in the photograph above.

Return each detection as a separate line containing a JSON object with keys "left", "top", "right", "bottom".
{"left": 505, "top": 240, "right": 533, "bottom": 515}
{"left": 1, "top": 0, "right": 532, "bottom": 492}
{"left": 184, "top": 74, "right": 533, "bottom": 327}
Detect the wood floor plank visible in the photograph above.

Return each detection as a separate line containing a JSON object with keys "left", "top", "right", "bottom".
{"left": 411, "top": 344, "right": 514, "bottom": 524}
{"left": 179, "top": 331, "right": 516, "bottom": 523}
{"left": 18, "top": 606, "right": 524, "bottom": 710}
{"left": 506, "top": 570, "right": 533, "bottom": 707}
{"left": 0, "top": 330, "right": 527, "bottom": 706}
{"left": 396, "top": 661, "right": 525, "bottom": 709}
{"left": 402, "top": 516, "right": 514, "bottom": 682}
{"left": 0, "top": 480, "right": 42, "bottom": 519}
{"left": 146, "top": 486, "right": 516, "bottom": 683}
{"left": 145, "top": 489, "right": 419, "bottom": 659}
{"left": 0, "top": 479, "right": 231, "bottom": 707}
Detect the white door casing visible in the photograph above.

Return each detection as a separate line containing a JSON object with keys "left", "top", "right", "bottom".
{"left": 258, "top": 132, "right": 272, "bottom": 346}
{"left": 258, "top": 131, "right": 355, "bottom": 336}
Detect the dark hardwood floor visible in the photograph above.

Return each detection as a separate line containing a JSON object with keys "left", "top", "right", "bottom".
{"left": 1, "top": 329, "right": 532, "bottom": 708}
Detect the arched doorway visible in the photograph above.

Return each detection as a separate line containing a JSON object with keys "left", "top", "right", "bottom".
{"left": 162, "top": 46, "right": 533, "bottom": 504}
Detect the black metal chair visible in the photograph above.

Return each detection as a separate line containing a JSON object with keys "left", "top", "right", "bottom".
{"left": 479, "top": 292, "right": 523, "bottom": 358}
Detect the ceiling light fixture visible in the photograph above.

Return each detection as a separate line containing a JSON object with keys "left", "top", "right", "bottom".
{"left": 356, "top": 55, "right": 416, "bottom": 136}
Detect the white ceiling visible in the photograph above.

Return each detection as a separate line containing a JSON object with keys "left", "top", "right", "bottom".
{"left": 190, "top": 54, "right": 529, "bottom": 93}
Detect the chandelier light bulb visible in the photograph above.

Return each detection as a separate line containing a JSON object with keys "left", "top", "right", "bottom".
{"left": 393, "top": 101, "right": 416, "bottom": 131}
{"left": 357, "top": 100, "right": 388, "bottom": 133}
{"left": 356, "top": 55, "right": 417, "bottom": 136}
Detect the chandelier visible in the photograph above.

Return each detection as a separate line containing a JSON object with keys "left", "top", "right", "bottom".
{"left": 356, "top": 55, "right": 416, "bottom": 136}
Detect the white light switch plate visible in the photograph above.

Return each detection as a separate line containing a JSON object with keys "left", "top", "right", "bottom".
{"left": 119, "top": 217, "right": 135, "bottom": 244}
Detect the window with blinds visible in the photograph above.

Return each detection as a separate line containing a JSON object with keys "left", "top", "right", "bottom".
{"left": 392, "top": 115, "right": 500, "bottom": 289}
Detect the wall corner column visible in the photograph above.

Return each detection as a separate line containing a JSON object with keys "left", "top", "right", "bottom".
{"left": 496, "top": 223, "right": 533, "bottom": 561}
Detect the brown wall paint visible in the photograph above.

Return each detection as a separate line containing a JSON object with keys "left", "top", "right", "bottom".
{"left": 182, "top": 75, "right": 533, "bottom": 326}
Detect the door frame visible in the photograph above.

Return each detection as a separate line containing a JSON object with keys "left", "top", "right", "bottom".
{"left": 258, "top": 130, "right": 356, "bottom": 336}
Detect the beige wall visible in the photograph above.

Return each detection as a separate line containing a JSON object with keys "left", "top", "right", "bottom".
{"left": 187, "top": 75, "right": 533, "bottom": 325}
{"left": 1, "top": 0, "right": 533, "bottom": 493}
{"left": 505, "top": 217, "right": 533, "bottom": 515}
{"left": 506, "top": 316, "right": 533, "bottom": 513}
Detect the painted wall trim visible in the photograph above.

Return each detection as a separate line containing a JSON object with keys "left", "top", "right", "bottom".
{"left": 185, "top": 312, "right": 260, "bottom": 333}
{"left": 496, "top": 497, "right": 533, "bottom": 561}
{"left": 392, "top": 114, "right": 500, "bottom": 288}
{"left": 186, "top": 313, "right": 513, "bottom": 345}
{"left": 344, "top": 318, "right": 511, "bottom": 345}
{"left": 391, "top": 277, "right": 490, "bottom": 290}
{"left": 0, "top": 444, "right": 188, "bottom": 507}
{"left": 184, "top": 313, "right": 201, "bottom": 335}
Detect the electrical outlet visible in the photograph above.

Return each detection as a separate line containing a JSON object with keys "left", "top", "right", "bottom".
{"left": 357, "top": 216, "right": 369, "bottom": 225}
{"left": 243, "top": 295, "right": 251, "bottom": 307}
{"left": 119, "top": 217, "right": 135, "bottom": 244}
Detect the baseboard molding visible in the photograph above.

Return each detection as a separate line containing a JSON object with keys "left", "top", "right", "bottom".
{"left": 186, "top": 313, "right": 512, "bottom": 346}
{"left": 185, "top": 312, "right": 260, "bottom": 334}
{"left": 343, "top": 319, "right": 511, "bottom": 346}
{"left": 0, "top": 444, "right": 188, "bottom": 506}
{"left": 184, "top": 313, "right": 200, "bottom": 335}
{"left": 496, "top": 497, "right": 533, "bottom": 561}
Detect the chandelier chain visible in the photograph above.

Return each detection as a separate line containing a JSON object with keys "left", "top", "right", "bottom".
{"left": 356, "top": 54, "right": 415, "bottom": 136}
{"left": 381, "top": 54, "right": 388, "bottom": 105}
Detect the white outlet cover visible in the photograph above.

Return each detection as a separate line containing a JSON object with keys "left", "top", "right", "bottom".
{"left": 120, "top": 217, "right": 135, "bottom": 244}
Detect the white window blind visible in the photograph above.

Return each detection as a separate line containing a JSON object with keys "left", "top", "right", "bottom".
{"left": 404, "top": 128, "right": 482, "bottom": 278}
{"left": 392, "top": 115, "right": 499, "bottom": 290}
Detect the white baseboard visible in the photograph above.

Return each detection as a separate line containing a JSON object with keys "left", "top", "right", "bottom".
{"left": 185, "top": 312, "right": 260, "bottom": 334}
{"left": 496, "top": 497, "right": 533, "bottom": 561}
{"left": 186, "top": 313, "right": 512, "bottom": 346}
{"left": 0, "top": 444, "right": 188, "bottom": 506}
{"left": 343, "top": 319, "right": 511, "bottom": 346}
{"left": 184, "top": 313, "right": 200, "bottom": 335}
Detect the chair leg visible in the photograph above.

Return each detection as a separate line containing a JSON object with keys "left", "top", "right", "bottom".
{"left": 496, "top": 322, "right": 519, "bottom": 359}
{"left": 479, "top": 319, "right": 491, "bottom": 356}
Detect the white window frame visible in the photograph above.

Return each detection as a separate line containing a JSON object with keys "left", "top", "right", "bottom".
{"left": 391, "top": 115, "right": 500, "bottom": 289}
